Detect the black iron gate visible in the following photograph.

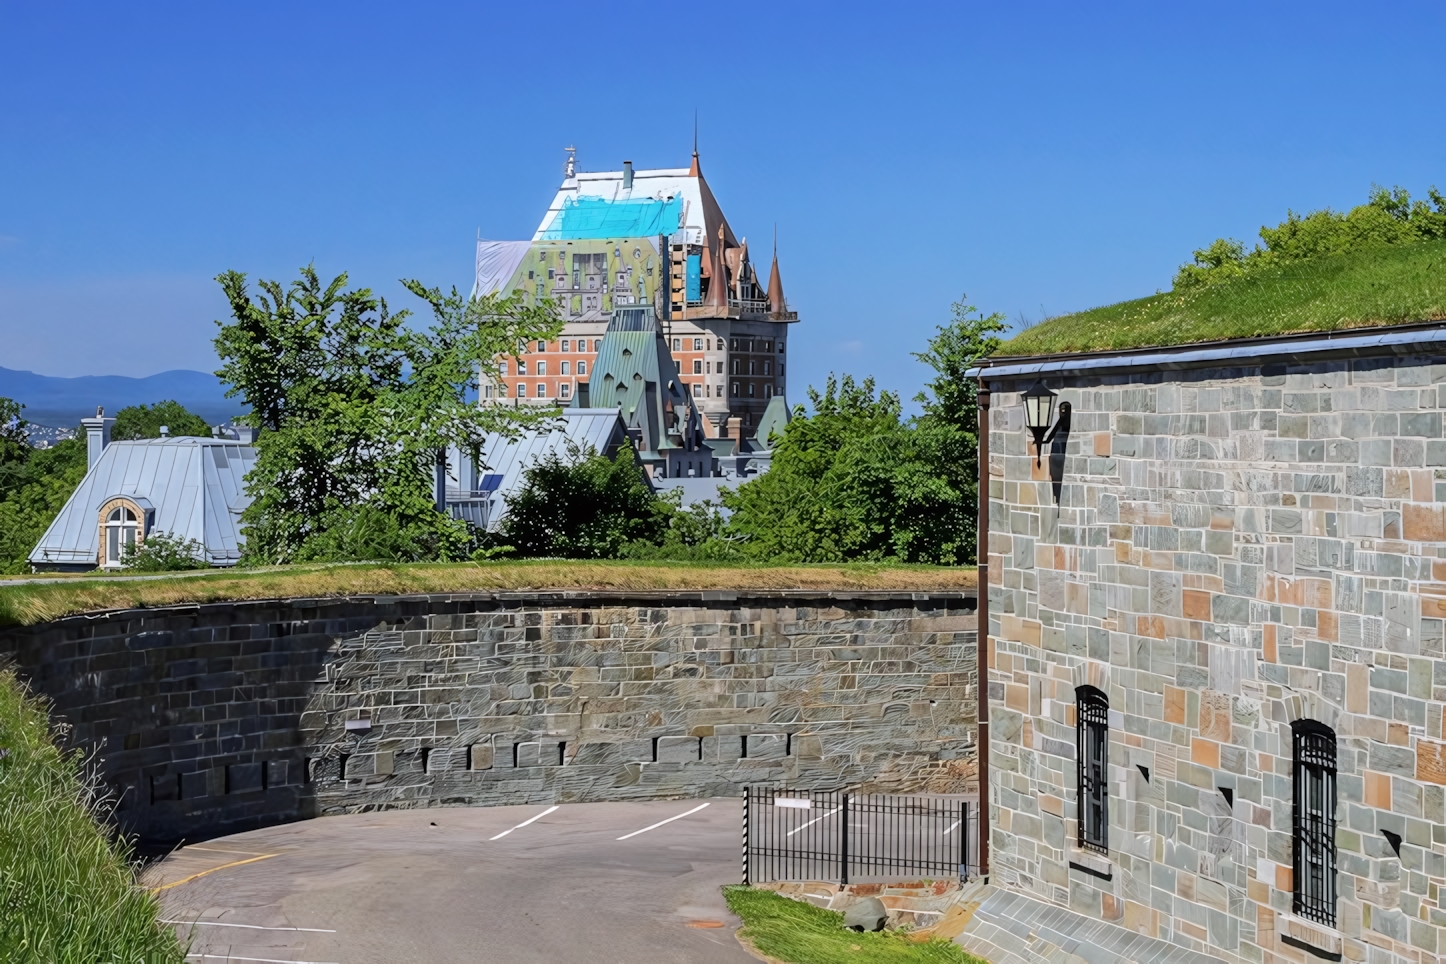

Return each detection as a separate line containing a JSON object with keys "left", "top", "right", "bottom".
{"left": 742, "top": 787, "right": 979, "bottom": 885}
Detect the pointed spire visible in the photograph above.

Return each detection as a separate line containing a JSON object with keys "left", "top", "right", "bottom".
{"left": 689, "top": 113, "right": 701, "bottom": 177}
{"left": 705, "top": 224, "right": 729, "bottom": 309}
{"left": 768, "top": 227, "right": 786, "bottom": 316}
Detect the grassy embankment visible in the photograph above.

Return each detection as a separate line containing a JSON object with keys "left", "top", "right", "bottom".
{"left": 0, "top": 559, "right": 978, "bottom": 628}
{"left": 0, "top": 669, "right": 185, "bottom": 962}
{"left": 998, "top": 238, "right": 1446, "bottom": 356}
{"left": 723, "top": 887, "right": 984, "bottom": 964}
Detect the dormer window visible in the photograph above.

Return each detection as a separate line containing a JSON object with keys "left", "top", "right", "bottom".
{"left": 98, "top": 498, "right": 146, "bottom": 567}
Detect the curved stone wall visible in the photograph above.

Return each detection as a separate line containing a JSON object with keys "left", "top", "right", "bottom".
{"left": 0, "top": 589, "right": 977, "bottom": 845}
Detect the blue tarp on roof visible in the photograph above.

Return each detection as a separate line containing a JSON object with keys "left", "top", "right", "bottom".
{"left": 539, "top": 196, "right": 683, "bottom": 240}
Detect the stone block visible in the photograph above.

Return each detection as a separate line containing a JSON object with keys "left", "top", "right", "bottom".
{"left": 226, "top": 762, "right": 263, "bottom": 794}
{"left": 180, "top": 770, "right": 209, "bottom": 800}
{"left": 656, "top": 735, "right": 700, "bottom": 764}
{"left": 149, "top": 773, "right": 179, "bottom": 803}
{"left": 265, "top": 759, "right": 291, "bottom": 787}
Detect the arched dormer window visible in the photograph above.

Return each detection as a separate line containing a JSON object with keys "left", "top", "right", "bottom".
{"left": 97, "top": 497, "right": 148, "bottom": 567}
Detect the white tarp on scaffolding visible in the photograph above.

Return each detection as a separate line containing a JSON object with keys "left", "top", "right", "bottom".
{"left": 470, "top": 240, "right": 532, "bottom": 299}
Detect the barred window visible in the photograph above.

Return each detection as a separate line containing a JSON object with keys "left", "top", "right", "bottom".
{"left": 1076, "top": 685, "right": 1109, "bottom": 854}
{"left": 1293, "top": 720, "right": 1337, "bottom": 926}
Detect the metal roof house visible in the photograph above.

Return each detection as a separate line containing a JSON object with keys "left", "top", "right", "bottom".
{"left": 29, "top": 412, "right": 256, "bottom": 571}
{"left": 445, "top": 408, "right": 629, "bottom": 531}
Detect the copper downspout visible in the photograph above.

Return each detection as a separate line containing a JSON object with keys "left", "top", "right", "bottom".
{"left": 976, "top": 381, "right": 991, "bottom": 881}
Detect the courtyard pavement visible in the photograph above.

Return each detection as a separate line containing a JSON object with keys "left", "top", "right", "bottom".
{"left": 151, "top": 798, "right": 758, "bottom": 964}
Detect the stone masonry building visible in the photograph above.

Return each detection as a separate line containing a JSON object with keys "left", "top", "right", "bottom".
{"left": 973, "top": 319, "right": 1446, "bottom": 964}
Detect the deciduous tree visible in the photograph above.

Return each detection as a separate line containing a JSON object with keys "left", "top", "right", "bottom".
{"left": 214, "top": 265, "right": 561, "bottom": 564}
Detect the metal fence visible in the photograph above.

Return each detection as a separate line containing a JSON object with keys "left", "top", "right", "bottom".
{"left": 742, "top": 787, "right": 979, "bottom": 886}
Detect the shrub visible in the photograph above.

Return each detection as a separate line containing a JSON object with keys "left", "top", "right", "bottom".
{"left": 502, "top": 441, "right": 669, "bottom": 558}
{"left": 121, "top": 531, "right": 207, "bottom": 571}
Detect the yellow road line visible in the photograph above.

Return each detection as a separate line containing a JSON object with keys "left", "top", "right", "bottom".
{"left": 182, "top": 846, "right": 273, "bottom": 856}
{"left": 154, "top": 853, "right": 279, "bottom": 892}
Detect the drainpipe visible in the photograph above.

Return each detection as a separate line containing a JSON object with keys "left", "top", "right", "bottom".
{"left": 976, "top": 381, "right": 991, "bottom": 881}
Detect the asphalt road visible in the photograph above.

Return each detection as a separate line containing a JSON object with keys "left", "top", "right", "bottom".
{"left": 152, "top": 798, "right": 758, "bottom": 964}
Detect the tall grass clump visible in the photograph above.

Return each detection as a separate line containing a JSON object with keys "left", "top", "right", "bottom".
{"left": 0, "top": 670, "right": 185, "bottom": 962}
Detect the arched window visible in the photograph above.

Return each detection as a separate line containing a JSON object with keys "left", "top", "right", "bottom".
{"left": 1293, "top": 720, "right": 1337, "bottom": 926}
{"left": 104, "top": 505, "right": 139, "bottom": 565}
{"left": 1076, "top": 685, "right": 1109, "bottom": 854}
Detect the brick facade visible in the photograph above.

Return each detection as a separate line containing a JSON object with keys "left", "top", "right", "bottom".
{"left": 984, "top": 353, "right": 1446, "bottom": 964}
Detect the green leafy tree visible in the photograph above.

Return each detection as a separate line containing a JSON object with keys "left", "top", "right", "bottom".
{"left": 0, "top": 396, "right": 28, "bottom": 465}
{"left": 502, "top": 441, "right": 670, "bottom": 558}
{"left": 111, "top": 400, "right": 212, "bottom": 440}
{"left": 213, "top": 265, "right": 562, "bottom": 565}
{"left": 121, "top": 531, "right": 206, "bottom": 571}
{"left": 1175, "top": 185, "right": 1446, "bottom": 289}
{"left": 912, "top": 296, "right": 1007, "bottom": 564}
{"left": 724, "top": 375, "right": 975, "bottom": 564}
{"left": 0, "top": 436, "right": 87, "bottom": 574}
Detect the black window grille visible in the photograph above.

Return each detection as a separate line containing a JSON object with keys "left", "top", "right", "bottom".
{"left": 1292, "top": 720, "right": 1337, "bottom": 926}
{"left": 1076, "top": 685, "right": 1109, "bottom": 854}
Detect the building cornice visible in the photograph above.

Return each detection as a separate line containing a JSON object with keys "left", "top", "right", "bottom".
{"left": 968, "top": 319, "right": 1446, "bottom": 381}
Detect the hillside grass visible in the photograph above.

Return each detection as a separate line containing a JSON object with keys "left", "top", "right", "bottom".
{"left": 997, "top": 239, "right": 1446, "bottom": 356}
{"left": 723, "top": 887, "right": 981, "bottom": 964}
{"left": 0, "top": 670, "right": 186, "bottom": 962}
{"left": 0, "top": 560, "right": 978, "bottom": 628}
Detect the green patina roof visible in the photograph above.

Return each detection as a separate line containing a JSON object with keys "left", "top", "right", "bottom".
{"left": 575, "top": 307, "right": 694, "bottom": 453}
{"left": 995, "top": 240, "right": 1446, "bottom": 358}
{"left": 753, "top": 394, "right": 791, "bottom": 449}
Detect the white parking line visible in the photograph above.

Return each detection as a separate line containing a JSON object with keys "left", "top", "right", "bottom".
{"left": 489, "top": 805, "right": 560, "bottom": 840}
{"left": 187, "top": 956, "right": 338, "bottom": 964}
{"left": 785, "top": 806, "right": 842, "bottom": 837}
{"left": 942, "top": 820, "right": 961, "bottom": 836}
{"left": 617, "top": 802, "right": 711, "bottom": 840}
{"left": 164, "top": 919, "right": 336, "bottom": 932}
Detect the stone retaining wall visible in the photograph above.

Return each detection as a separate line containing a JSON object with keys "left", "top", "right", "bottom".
{"left": 0, "top": 590, "right": 976, "bottom": 844}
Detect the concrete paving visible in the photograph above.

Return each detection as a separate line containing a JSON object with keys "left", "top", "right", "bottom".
{"left": 152, "top": 798, "right": 759, "bottom": 964}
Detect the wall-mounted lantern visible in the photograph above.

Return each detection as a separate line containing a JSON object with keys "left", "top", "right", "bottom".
{"left": 1022, "top": 380, "right": 1059, "bottom": 467}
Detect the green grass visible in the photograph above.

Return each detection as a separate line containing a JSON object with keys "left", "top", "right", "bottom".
{"left": 0, "top": 670, "right": 186, "bottom": 963}
{"left": 0, "top": 559, "right": 978, "bottom": 628}
{"left": 723, "top": 886, "right": 983, "bottom": 964}
{"left": 996, "top": 239, "right": 1446, "bottom": 356}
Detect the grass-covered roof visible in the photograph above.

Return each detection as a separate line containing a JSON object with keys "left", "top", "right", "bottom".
{"left": 996, "top": 237, "right": 1446, "bottom": 358}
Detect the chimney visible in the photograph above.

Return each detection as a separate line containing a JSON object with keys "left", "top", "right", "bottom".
{"left": 235, "top": 426, "right": 257, "bottom": 444}
{"left": 622, "top": 160, "right": 634, "bottom": 190}
{"left": 80, "top": 406, "right": 114, "bottom": 470}
{"left": 158, "top": 425, "right": 169, "bottom": 438}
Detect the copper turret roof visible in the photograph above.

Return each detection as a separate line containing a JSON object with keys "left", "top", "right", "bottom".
{"left": 768, "top": 243, "right": 786, "bottom": 316}
{"left": 705, "top": 225, "right": 730, "bottom": 308}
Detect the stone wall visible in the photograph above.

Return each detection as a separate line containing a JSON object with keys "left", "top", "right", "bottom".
{"left": 0, "top": 590, "right": 976, "bottom": 845}
{"left": 985, "top": 354, "right": 1446, "bottom": 964}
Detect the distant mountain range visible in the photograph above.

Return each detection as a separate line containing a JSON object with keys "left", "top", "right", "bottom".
{"left": 0, "top": 366, "right": 244, "bottom": 428}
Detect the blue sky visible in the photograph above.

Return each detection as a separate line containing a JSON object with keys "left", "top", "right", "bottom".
{"left": 3, "top": 1, "right": 1445, "bottom": 406}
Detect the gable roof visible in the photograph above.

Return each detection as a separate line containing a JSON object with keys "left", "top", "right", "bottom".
{"left": 29, "top": 437, "right": 257, "bottom": 568}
